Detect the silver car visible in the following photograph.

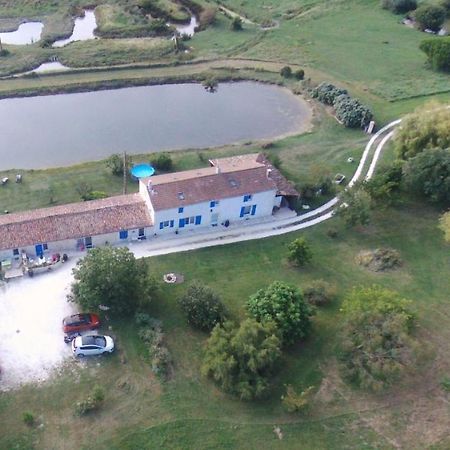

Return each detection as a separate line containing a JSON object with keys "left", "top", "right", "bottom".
{"left": 72, "top": 334, "right": 114, "bottom": 357}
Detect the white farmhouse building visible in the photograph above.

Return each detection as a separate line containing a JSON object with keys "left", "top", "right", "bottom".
{"left": 0, "top": 153, "right": 298, "bottom": 262}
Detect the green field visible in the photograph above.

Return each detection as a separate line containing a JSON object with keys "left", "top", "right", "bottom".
{"left": 0, "top": 0, "right": 450, "bottom": 448}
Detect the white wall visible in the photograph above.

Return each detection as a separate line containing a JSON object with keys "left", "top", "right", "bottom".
{"left": 153, "top": 189, "right": 277, "bottom": 235}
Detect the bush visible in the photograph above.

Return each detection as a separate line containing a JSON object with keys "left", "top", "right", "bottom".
{"left": 340, "top": 286, "right": 417, "bottom": 391}
{"left": 310, "top": 82, "right": 347, "bottom": 106}
{"left": 178, "top": 282, "right": 226, "bottom": 331}
{"left": 415, "top": 4, "right": 446, "bottom": 31}
{"left": 22, "top": 411, "right": 35, "bottom": 426}
{"left": 381, "top": 0, "right": 417, "bottom": 14}
{"left": 326, "top": 228, "right": 339, "bottom": 239}
{"left": 135, "top": 312, "right": 152, "bottom": 326}
{"left": 106, "top": 153, "right": 132, "bottom": 176}
{"left": 334, "top": 94, "right": 373, "bottom": 128}
{"left": 247, "top": 281, "right": 313, "bottom": 345}
{"left": 280, "top": 66, "right": 292, "bottom": 78}
{"left": 294, "top": 69, "right": 305, "bottom": 80}
{"left": 151, "top": 153, "right": 173, "bottom": 172}
{"left": 281, "top": 385, "right": 314, "bottom": 413}
{"left": 202, "top": 319, "right": 282, "bottom": 400}
{"left": 356, "top": 248, "right": 402, "bottom": 272}
{"left": 303, "top": 280, "right": 336, "bottom": 306}
{"left": 230, "top": 16, "right": 243, "bottom": 31}
{"left": 420, "top": 37, "right": 450, "bottom": 72}
{"left": 74, "top": 385, "right": 105, "bottom": 416}
{"left": 287, "top": 237, "right": 313, "bottom": 266}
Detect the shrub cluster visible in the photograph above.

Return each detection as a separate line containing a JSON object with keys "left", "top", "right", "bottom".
{"left": 303, "top": 280, "right": 336, "bottom": 306}
{"left": 178, "top": 282, "right": 226, "bottom": 331}
{"left": 137, "top": 316, "right": 171, "bottom": 380}
{"left": 381, "top": 0, "right": 417, "bottom": 14}
{"left": 281, "top": 385, "right": 314, "bottom": 413}
{"left": 22, "top": 411, "right": 35, "bottom": 426}
{"left": 420, "top": 37, "right": 450, "bottom": 72}
{"left": 414, "top": 4, "right": 446, "bottom": 32}
{"left": 311, "top": 82, "right": 373, "bottom": 128}
{"left": 74, "top": 386, "right": 105, "bottom": 416}
{"left": 150, "top": 153, "right": 173, "bottom": 172}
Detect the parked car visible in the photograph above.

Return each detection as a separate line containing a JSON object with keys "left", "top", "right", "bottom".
{"left": 72, "top": 335, "right": 114, "bottom": 357}
{"left": 62, "top": 313, "right": 100, "bottom": 333}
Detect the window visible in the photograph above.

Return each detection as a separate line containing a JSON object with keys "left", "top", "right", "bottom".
{"left": 43, "top": 243, "right": 48, "bottom": 250}
{"left": 182, "top": 216, "right": 202, "bottom": 226}
{"left": 243, "top": 194, "right": 252, "bottom": 202}
{"left": 13, "top": 248, "right": 19, "bottom": 256}
{"left": 84, "top": 237, "right": 93, "bottom": 249}
{"left": 159, "top": 220, "right": 174, "bottom": 229}
{"left": 210, "top": 200, "right": 219, "bottom": 208}
{"left": 240, "top": 205, "right": 257, "bottom": 217}
{"left": 177, "top": 192, "right": 185, "bottom": 200}
{"left": 178, "top": 207, "right": 184, "bottom": 214}
{"left": 138, "top": 228, "right": 145, "bottom": 237}
{"left": 119, "top": 230, "right": 128, "bottom": 239}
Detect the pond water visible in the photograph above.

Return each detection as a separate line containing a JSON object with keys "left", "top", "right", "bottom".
{"left": 0, "top": 81, "right": 312, "bottom": 170}
{"left": 0, "top": 22, "right": 43, "bottom": 45}
{"left": 170, "top": 16, "right": 198, "bottom": 37}
{"left": 52, "top": 10, "right": 97, "bottom": 48}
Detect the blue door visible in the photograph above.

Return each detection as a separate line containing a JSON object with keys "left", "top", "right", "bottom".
{"left": 179, "top": 218, "right": 185, "bottom": 228}
{"left": 251, "top": 205, "right": 257, "bottom": 215}
{"left": 35, "top": 244, "right": 43, "bottom": 257}
{"left": 195, "top": 215, "right": 202, "bottom": 225}
{"left": 240, "top": 207, "right": 245, "bottom": 218}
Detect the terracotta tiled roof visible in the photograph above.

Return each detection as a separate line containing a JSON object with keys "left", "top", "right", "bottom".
{"left": 0, "top": 194, "right": 153, "bottom": 251}
{"left": 145, "top": 166, "right": 277, "bottom": 211}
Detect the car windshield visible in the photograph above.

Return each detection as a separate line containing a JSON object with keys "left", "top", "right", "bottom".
{"left": 81, "top": 335, "right": 106, "bottom": 347}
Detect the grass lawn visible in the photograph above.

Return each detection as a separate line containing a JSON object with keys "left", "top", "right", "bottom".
{"left": 1, "top": 197, "right": 449, "bottom": 449}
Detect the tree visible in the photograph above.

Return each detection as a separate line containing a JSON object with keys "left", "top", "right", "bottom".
{"left": 151, "top": 153, "right": 173, "bottom": 171}
{"left": 334, "top": 94, "right": 373, "bottom": 129}
{"left": 280, "top": 66, "right": 292, "bottom": 78}
{"left": 178, "top": 282, "right": 227, "bottom": 331}
{"left": 363, "top": 161, "right": 403, "bottom": 206}
{"left": 402, "top": 148, "right": 450, "bottom": 203}
{"left": 202, "top": 319, "right": 281, "bottom": 400}
{"left": 414, "top": 4, "right": 446, "bottom": 31}
{"left": 287, "top": 237, "right": 313, "bottom": 266}
{"left": 69, "top": 246, "right": 156, "bottom": 315}
{"left": 394, "top": 104, "right": 450, "bottom": 159}
{"left": 230, "top": 16, "right": 243, "bottom": 31}
{"left": 381, "top": 0, "right": 417, "bottom": 14}
{"left": 310, "top": 82, "right": 348, "bottom": 106}
{"left": 247, "top": 281, "right": 313, "bottom": 345}
{"left": 294, "top": 69, "right": 305, "bottom": 80}
{"left": 336, "top": 186, "right": 373, "bottom": 227}
{"left": 340, "top": 286, "right": 417, "bottom": 391}
{"left": 106, "top": 153, "right": 132, "bottom": 176}
{"left": 420, "top": 37, "right": 450, "bottom": 72}
{"left": 439, "top": 211, "right": 450, "bottom": 242}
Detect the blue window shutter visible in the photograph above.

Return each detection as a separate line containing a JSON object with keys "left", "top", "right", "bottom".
{"left": 170, "top": 220, "right": 174, "bottom": 228}
{"left": 178, "top": 207, "right": 184, "bottom": 213}
{"left": 179, "top": 218, "right": 185, "bottom": 228}
{"left": 195, "top": 215, "right": 201, "bottom": 225}
{"left": 210, "top": 201, "right": 214, "bottom": 208}
{"left": 159, "top": 222, "right": 164, "bottom": 229}
{"left": 119, "top": 230, "right": 128, "bottom": 239}
{"left": 251, "top": 205, "right": 257, "bottom": 215}
{"left": 240, "top": 207, "right": 245, "bottom": 217}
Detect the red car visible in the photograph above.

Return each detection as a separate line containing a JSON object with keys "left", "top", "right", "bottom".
{"left": 62, "top": 313, "right": 100, "bottom": 334}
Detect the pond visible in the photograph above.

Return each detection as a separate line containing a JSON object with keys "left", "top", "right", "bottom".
{"left": 0, "top": 22, "right": 43, "bottom": 45}
{"left": 0, "top": 81, "right": 312, "bottom": 170}
{"left": 170, "top": 16, "right": 198, "bottom": 37}
{"left": 52, "top": 10, "right": 97, "bottom": 48}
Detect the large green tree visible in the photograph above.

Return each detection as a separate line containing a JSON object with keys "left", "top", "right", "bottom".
{"left": 247, "top": 281, "right": 313, "bottom": 345}
{"left": 202, "top": 319, "right": 281, "bottom": 400}
{"left": 69, "top": 246, "right": 156, "bottom": 315}
{"left": 336, "top": 186, "right": 373, "bottom": 227}
{"left": 340, "top": 286, "right": 417, "bottom": 391}
{"left": 403, "top": 148, "right": 450, "bottom": 203}
{"left": 394, "top": 103, "right": 450, "bottom": 160}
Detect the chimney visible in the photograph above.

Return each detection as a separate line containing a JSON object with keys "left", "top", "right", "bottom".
{"left": 147, "top": 180, "right": 154, "bottom": 194}
{"left": 216, "top": 165, "right": 221, "bottom": 174}
{"left": 266, "top": 168, "right": 272, "bottom": 179}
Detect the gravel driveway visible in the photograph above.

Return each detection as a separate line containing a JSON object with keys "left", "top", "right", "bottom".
{"left": 0, "top": 261, "right": 76, "bottom": 390}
